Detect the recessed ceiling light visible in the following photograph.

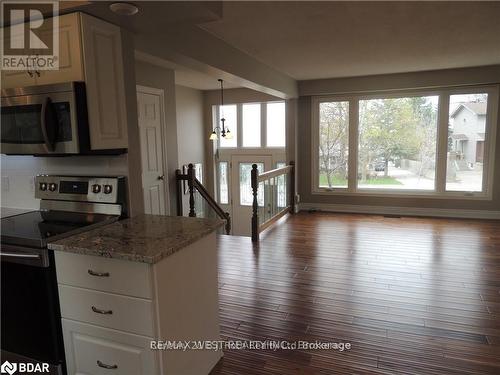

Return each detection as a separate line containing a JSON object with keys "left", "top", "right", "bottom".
{"left": 109, "top": 2, "right": 139, "bottom": 16}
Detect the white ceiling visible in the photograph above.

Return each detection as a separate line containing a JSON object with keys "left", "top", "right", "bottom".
{"left": 200, "top": 1, "right": 500, "bottom": 80}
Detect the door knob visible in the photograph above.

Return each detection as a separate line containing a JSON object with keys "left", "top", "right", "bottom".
{"left": 158, "top": 175, "right": 165, "bottom": 180}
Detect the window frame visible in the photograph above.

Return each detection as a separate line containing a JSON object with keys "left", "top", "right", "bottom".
{"left": 213, "top": 101, "right": 286, "bottom": 150}
{"left": 311, "top": 85, "right": 499, "bottom": 200}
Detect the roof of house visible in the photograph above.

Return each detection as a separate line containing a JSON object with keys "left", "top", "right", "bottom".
{"left": 450, "top": 102, "right": 487, "bottom": 118}
{"left": 450, "top": 133, "right": 469, "bottom": 141}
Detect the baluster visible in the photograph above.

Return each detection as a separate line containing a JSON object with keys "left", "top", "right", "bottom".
{"left": 187, "top": 163, "right": 196, "bottom": 217}
{"left": 289, "top": 161, "right": 295, "bottom": 214}
{"left": 225, "top": 212, "right": 231, "bottom": 235}
{"left": 175, "top": 169, "right": 183, "bottom": 216}
{"left": 251, "top": 164, "right": 259, "bottom": 242}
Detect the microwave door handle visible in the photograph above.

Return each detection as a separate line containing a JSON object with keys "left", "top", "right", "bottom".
{"left": 40, "top": 97, "right": 58, "bottom": 152}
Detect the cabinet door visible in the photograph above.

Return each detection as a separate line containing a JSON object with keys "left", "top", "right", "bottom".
{"left": 62, "top": 319, "right": 158, "bottom": 375}
{"left": 1, "top": 24, "right": 37, "bottom": 88}
{"left": 36, "top": 13, "right": 84, "bottom": 85}
{"left": 81, "top": 14, "right": 128, "bottom": 150}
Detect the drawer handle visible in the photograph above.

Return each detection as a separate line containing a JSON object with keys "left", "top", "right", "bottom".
{"left": 97, "top": 360, "right": 117, "bottom": 370}
{"left": 91, "top": 306, "right": 113, "bottom": 315}
{"left": 88, "top": 269, "right": 110, "bottom": 277}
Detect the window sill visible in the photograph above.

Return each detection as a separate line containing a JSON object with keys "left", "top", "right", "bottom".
{"left": 311, "top": 188, "right": 492, "bottom": 200}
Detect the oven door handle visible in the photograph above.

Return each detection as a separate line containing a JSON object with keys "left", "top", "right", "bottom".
{"left": 0, "top": 245, "right": 49, "bottom": 267}
{"left": 0, "top": 252, "right": 40, "bottom": 259}
{"left": 41, "top": 97, "right": 58, "bottom": 152}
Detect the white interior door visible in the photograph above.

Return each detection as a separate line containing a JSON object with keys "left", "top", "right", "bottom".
{"left": 137, "top": 87, "right": 167, "bottom": 215}
{"left": 231, "top": 155, "right": 272, "bottom": 236}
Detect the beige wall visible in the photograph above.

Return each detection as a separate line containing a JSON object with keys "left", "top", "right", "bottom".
{"left": 121, "top": 30, "right": 143, "bottom": 216}
{"left": 297, "top": 65, "right": 500, "bottom": 212}
{"left": 176, "top": 85, "right": 205, "bottom": 168}
{"left": 176, "top": 85, "right": 205, "bottom": 214}
{"left": 135, "top": 60, "right": 179, "bottom": 214}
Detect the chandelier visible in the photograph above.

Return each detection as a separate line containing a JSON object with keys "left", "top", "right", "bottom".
{"left": 209, "top": 79, "right": 233, "bottom": 141}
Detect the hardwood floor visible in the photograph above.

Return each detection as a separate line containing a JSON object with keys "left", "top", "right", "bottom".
{"left": 210, "top": 212, "right": 500, "bottom": 374}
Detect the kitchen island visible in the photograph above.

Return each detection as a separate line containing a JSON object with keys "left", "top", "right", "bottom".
{"left": 48, "top": 214, "right": 225, "bottom": 375}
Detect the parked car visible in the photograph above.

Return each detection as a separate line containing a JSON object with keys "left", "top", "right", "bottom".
{"left": 373, "top": 160, "right": 386, "bottom": 172}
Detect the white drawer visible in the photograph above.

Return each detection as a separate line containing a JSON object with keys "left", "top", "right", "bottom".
{"left": 62, "top": 319, "right": 157, "bottom": 375}
{"left": 55, "top": 252, "right": 152, "bottom": 299}
{"left": 59, "top": 285, "right": 155, "bottom": 336}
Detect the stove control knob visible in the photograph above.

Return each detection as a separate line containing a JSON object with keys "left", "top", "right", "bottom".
{"left": 39, "top": 182, "right": 47, "bottom": 191}
{"left": 49, "top": 183, "right": 57, "bottom": 192}
{"left": 103, "top": 185, "right": 113, "bottom": 194}
{"left": 91, "top": 184, "right": 101, "bottom": 194}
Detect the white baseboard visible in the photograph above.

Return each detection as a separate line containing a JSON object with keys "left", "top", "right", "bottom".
{"left": 298, "top": 202, "right": 500, "bottom": 220}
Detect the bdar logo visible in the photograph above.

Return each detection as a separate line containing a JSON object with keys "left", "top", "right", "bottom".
{"left": 0, "top": 361, "right": 17, "bottom": 375}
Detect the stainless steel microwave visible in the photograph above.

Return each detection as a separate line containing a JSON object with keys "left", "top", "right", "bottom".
{"left": 1, "top": 82, "right": 125, "bottom": 155}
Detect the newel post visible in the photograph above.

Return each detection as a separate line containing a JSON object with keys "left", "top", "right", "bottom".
{"left": 251, "top": 164, "right": 259, "bottom": 242}
{"left": 224, "top": 212, "right": 231, "bottom": 235}
{"left": 187, "top": 163, "right": 196, "bottom": 217}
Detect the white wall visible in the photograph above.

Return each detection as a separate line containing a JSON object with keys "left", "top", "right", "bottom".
{"left": 0, "top": 154, "right": 128, "bottom": 209}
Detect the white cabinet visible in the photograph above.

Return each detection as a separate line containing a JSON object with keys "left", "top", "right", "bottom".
{"left": 36, "top": 12, "right": 84, "bottom": 85}
{"left": 55, "top": 233, "right": 223, "bottom": 375}
{"left": 55, "top": 251, "right": 152, "bottom": 299}
{"left": 1, "top": 12, "right": 128, "bottom": 150}
{"left": 1, "top": 13, "right": 84, "bottom": 88}
{"left": 1, "top": 23, "right": 36, "bottom": 87}
{"left": 80, "top": 14, "right": 128, "bottom": 150}
{"left": 62, "top": 319, "right": 157, "bottom": 375}
{"left": 58, "top": 285, "right": 155, "bottom": 336}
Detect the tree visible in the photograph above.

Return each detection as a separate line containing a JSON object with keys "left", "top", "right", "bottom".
{"left": 318, "top": 102, "right": 349, "bottom": 188}
{"left": 358, "top": 97, "right": 437, "bottom": 180}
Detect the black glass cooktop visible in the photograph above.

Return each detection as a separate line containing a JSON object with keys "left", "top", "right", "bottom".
{"left": 1, "top": 210, "right": 117, "bottom": 248}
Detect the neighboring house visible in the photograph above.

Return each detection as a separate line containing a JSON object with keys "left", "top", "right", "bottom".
{"left": 449, "top": 102, "right": 486, "bottom": 165}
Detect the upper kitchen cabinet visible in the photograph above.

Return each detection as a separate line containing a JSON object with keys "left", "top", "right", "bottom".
{"left": 1, "top": 13, "right": 84, "bottom": 88}
{"left": 1, "top": 22, "right": 35, "bottom": 87}
{"left": 35, "top": 13, "right": 84, "bottom": 85}
{"left": 1, "top": 12, "right": 128, "bottom": 150}
{"left": 80, "top": 14, "right": 128, "bottom": 150}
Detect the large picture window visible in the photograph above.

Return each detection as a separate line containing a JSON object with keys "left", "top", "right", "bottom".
{"left": 446, "top": 93, "right": 489, "bottom": 192}
{"left": 319, "top": 101, "right": 349, "bottom": 188}
{"left": 358, "top": 96, "right": 438, "bottom": 190}
{"left": 312, "top": 86, "right": 498, "bottom": 198}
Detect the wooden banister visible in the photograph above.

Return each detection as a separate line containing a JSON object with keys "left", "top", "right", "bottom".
{"left": 175, "top": 165, "right": 231, "bottom": 235}
{"left": 251, "top": 161, "right": 295, "bottom": 242}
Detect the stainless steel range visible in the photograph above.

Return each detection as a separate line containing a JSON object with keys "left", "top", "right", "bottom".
{"left": 0, "top": 175, "right": 127, "bottom": 375}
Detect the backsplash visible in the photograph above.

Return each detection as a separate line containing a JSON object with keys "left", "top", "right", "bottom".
{"left": 0, "top": 154, "right": 129, "bottom": 209}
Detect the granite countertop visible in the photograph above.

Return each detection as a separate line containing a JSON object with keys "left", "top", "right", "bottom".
{"left": 48, "top": 215, "right": 225, "bottom": 264}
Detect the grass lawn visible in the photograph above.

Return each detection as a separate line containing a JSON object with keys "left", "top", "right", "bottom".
{"left": 319, "top": 174, "right": 402, "bottom": 187}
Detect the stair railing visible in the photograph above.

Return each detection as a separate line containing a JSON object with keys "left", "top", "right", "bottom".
{"left": 251, "top": 161, "right": 295, "bottom": 242}
{"left": 175, "top": 164, "right": 231, "bottom": 235}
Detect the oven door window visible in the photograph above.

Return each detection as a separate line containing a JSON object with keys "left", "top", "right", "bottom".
{"left": 1, "top": 102, "right": 73, "bottom": 144}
